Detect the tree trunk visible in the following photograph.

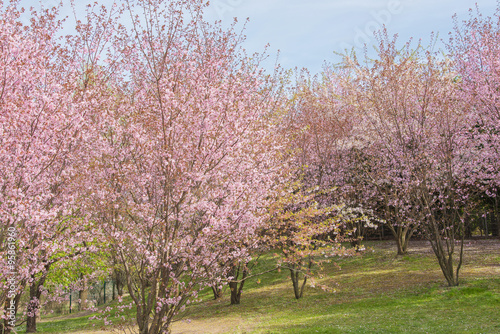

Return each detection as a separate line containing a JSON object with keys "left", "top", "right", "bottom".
{"left": 289, "top": 257, "right": 313, "bottom": 299}
{"left": 395, "top": 234, "right": 408, "bottom": 255}
{"left": 464, "top": 215, "right": 473, "bottom": 239}
{"left": 79, "top": 289, "right": 88, "bottom": 311}
{"left": 136, "top": 303, "right": 150, "bottom": 334}
{"left": 492, "top": 196, "right": 499, "bottom": 237}
{"left": 350, "top": 238, "right": 362, "bottom": 249}
{"left": 26, "top": 314, "right": 36, "bottom": 333}
{"left": 26, "top": 267, "right": 50, "bottom": 333}
{"left": 229, "top": 281, "right": 240, "bottom": 304}
{"left": 114, "top": 267, "right": 126, "bottom": 297}
{"left": 229, "top": 263, "right": 247, "bottom": 305}
{"left": 387, "top": 223, "right": 414, "bottom": 255}
{"left": 26, "top": 280, "right": 43, "bottom": 333}
{"left": 116, "top": 278, "right": 124, "bottom": 297}
{"left": 211, "top": 286, "right": 222, "bottom": 300}
{"left": 290, "top": 268, "right": 301, "bottom": 299}
{"left": 2, "top": 293, "right": 22, "bottom": 334}
{"left": 350, "top": 222, "right": 363, "bottom": 251}
{"left": 78, "top": 273, "right": 88, "bottom": 311}
{"left": 427, "top": 219, "right": 464, "bottom": 287}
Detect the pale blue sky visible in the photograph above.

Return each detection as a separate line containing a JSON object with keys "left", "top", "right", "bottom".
{"left": 204, "top": 0, "right": 498, "bottom": 73}
{"left": 21, "top": 0, "right": 499, "bottom": 74}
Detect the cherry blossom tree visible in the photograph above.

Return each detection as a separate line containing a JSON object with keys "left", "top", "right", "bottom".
{"left": 73, "top": 1, "right": 289, "bottom": 332}
{"left": 339, "top": 32, "right": 470, "bottom": 286}
{"left": 290, "top": 68, "right": 383, "bottom": 252}
{"left": 0, "top": 2, "right": 96, "bottom": 332}
{"left": 448, "top": 4, "right": 500, "bottom": 237}
{"left": 265, "top": 180, "right": 350, "bottom": 300}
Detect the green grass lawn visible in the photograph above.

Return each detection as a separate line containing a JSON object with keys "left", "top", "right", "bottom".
{"left": 26, "top": 239, "right": 500, "bottom": 333}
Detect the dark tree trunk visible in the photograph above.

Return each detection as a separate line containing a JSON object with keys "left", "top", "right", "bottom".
{"left": 26, "top": 274, "right": 47, "bottom": 333}
{"left": 114, "top": 268, "right": 126, "bottom": 297}
{"left": 383, "top": 209, "right": 415, "bottom": 255}
{"left": 464, "top": 216, "right": 473, "bottom": 239}
{"left": 290, "top": 267, "right": 302, "bottom": 299}
{"left": 229, "top": 262, "right": 248, "bottom": 305}
{"left": 2, "top": 293, "right": 22, "bottom": 334}
{"left": 395, "top": 234, "right": 409, "bottom": 255}
{"left": 387, "top": 222, "right": 414, "bottom": 255}
{"left": 492, "top": 197, "right": 499, "bottom": 237}
{"left": 350, "top": 221, "right": 365, "bottom": 251}
{"left": 289, "top": 257, "right": 313, "bottom": 299}
{"left": 211, "top": 286, "right": 223, "bottom": 300}
{"left": 116, "top": 278, "right": 124, "bottom": 297}
{"left": 26, "top": 314, "right": 36, "bottom": 333}
{"left": 26, "top": 285, "right": 39, "bottom": 333}
{"left": 229, "top": 281, "right": 240, "bottom": 305}
{"left": 350, "top": 238, "right": 362, "bottom": 249}
{"left": 427, "top": 217, "right": 464, "bottom": 287}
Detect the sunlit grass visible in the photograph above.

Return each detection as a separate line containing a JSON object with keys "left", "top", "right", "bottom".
{"left": 29, "top": 239, "right": 500, "bottom": 333}
{"left": 178, "top": 239, "right": 500, "bottom": 333}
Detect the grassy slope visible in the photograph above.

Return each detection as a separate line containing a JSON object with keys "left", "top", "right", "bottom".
{"left": 29, "top": 240, "right": 500, "bottom": 333}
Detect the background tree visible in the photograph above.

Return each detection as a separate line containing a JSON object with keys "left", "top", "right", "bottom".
{"left": 265, "top": 180, "right": 349, "bottom": 300}
{"left": 338, "top": 32, "right": 470, "bottom": 286}
{"left": 448, "top": 3, "right": 500, "bottom": 237}
{"left": 290, "top": 67, "right": 395, "bottom": 253}
{"left": 75, "top": 1, "right": 289, "bottom": 332}
{"left": 0, "top": 2, "right": 95, "bottom": 332}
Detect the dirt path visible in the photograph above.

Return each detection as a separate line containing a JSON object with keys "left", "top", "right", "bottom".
{"left": 68, "top": 319, "right": 250, "bottom": 334}
{"left": 172, "top": 317, "right": 252, "bottom": 334}
{"left": 60, "top": 315, "right": 252, "bottom": 334}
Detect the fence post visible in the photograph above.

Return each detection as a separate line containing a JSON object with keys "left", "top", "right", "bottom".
{"left": 69, "top": 293, "right": 72, "bottom": 314}
{"left": 103, "top": 281, "right": 106, "bottom": 304}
